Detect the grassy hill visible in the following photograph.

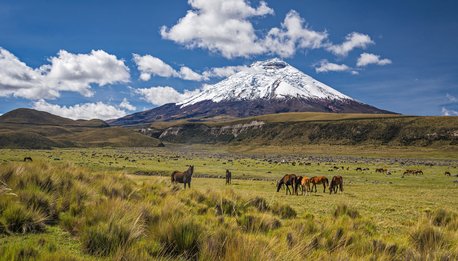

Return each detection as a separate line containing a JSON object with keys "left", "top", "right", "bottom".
{"left": 156, "top": 113, "right": 458, "bottom": 147}
{"left": 0, "top": 109, "right": 162, "bottom": 149}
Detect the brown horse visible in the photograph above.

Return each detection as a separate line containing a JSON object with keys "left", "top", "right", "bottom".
{"left": 294, "top": 176, "right": 303, "bottom": 195}
{"left": 329, "top": 176, "right": 343, "bottom": 194}
{"left": 23, "top": 157, "right": 33, "bottom": 162}
{"left": 225, "top": 169, "right": 232, "bottom": 185}
{"left": 301, "top": 176, "right": 311, "bottom": 196}
{"left": 310, "top": 176, "right": 329, "bottom": 193}
{"left": 171, "top": 165, "right": 194, "bottom": 189}
{"left": 276, "top": 174, "right": 297, "bottom": 195}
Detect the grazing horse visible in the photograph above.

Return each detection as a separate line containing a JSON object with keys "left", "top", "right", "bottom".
{"left": 171, "top": 165, "right": 194, "bottom": 189}
{"left": 329, "top": 176, "right": 343, "bottom": 194}
{"left": 445, "top": 171, "right": 451, "bottom": 176}
{"left": 310, "top": 176, "right": 329, "bottom": 193}
{"left": 225, "top": 169, "right": 232, "bottom": 185}
{"left": 23, "top": 157, "right": 33, "bottom": 162}
{"left": 300, "top": 176, "right": 311, "bottom": 196}
{"left": 294, "top": 176, "right": 303, "bottom": 195}
{"left": 276, "top": 174, "right": 297, "bottom": 195}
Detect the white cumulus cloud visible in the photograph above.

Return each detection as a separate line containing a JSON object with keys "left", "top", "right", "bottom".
{"left": 326, "top": 32, "right": 374, "bottom": 56}
{"left": 32, "top": 99, "right": 128, "bottom": 120}
{"left": 133, "top": 53, "right": 179, "bottom": 81}
{"left": 160, "top": 0, "right": 273, "bottom": 58}
{"left": 442, "top": 107, "right": 458, "bottom": 116}
{"left": 135, "top": 86, "right": 201, "bottom": 106}
{"left": 119, "top": 98, "right": 136, "bottom": 111}
{"left": 356, "top": 52, "right": 392, "bottom": 67}
{"left": 0, "top": 47, "right": 130, "bottom": 100}
{"left": 315, "top": 60, "right": 351, "bottom": 73}
{"left": 264, "top": 10, "right": 327, "bottom": 57}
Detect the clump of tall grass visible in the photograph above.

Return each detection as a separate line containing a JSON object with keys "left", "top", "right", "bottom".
{"left": 156, "top": 218, "right": 202, "bottom": 259}
{"left": 2, "top": 204, "right": 46, "bottom": 234}
{"left": 237, "top": 213, "right": 281, "bottom": 233}
{"left": 333, "top": 204, "right": 360, "bottom": 219}
{"left": 271, "top": 203, "right": 297, "bottom": 219}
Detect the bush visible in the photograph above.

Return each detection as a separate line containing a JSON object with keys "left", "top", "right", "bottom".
{"left": 2, "top": 204, "right": 46, "bottom": 233}
{"left": 0, "top": 245, "right": 39, "bottom": 261}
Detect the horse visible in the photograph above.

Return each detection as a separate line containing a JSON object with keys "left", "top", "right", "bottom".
{"left": 276, "top": 174, "right": 297, "bottom": 195}
{"left": 329, "top": 176, "right": 343, "bottom": 194}
{"left": 23, "top": 157, "right": 33, "bottom": 162}
{"left": 445, "top": 171, "right": 451, "bottom": 176}
{"left": 300, "top": 176, "right": 311, "bottom": 196}
{"left": 171, "top": 165, "right": 194, "bottom": 189}
{"left": 225, "top": 169, "right": 232, "bottom": 185}
{"left": 310, "top": 176, "right": 329, "bottom": 193}
{"left": 294, "top": 176, "right": 303, "bottom": 195}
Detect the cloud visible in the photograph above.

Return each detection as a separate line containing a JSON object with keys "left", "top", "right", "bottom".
{"left": 315, "top": 59, "right": 351, "bottom": 73}
{"left": 160, "top": 1, "right": 327, "bottom": 58}
{"left": 202, "top": 65, "right": 248, "bottom": 78}
{"left": 179, "top": 66, "right": 205, "bottom": 81}
{"left": 0, "top": 47, "right": 130, "bottom": 100}
{"left": 442, "top": 107, "right": 458, "bottom": 116}
{"left": 32, "top": 99, "right": 128, "bottom": 120}
{"left": 119, "top": 98, "right": 136, "bottom": 111}
{"left": 327, "top": 32, "right": 374, "bottom": 56}
{"left": 135, "top": 86, "right": 201, "bottom": 106}
{"left": 356, "top": 52, "right": 392, "bottom": 67}
{"left": 263, "top": 10, "right": 328, "bottom": 57}
{"left": 446, "top": 93, "right": 457, "bottom": 103}
{"left": 133, "top": 54, "right": 179, "bottom": 81}
{"left": 160, "top": 0, "right": 273, "bottom": 58}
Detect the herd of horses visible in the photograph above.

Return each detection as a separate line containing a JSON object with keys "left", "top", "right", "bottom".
{"left": 170, "top": 166, "right": 343, "bottom": 195}
{"left": 276, "top": 174, "right": 343, "bottom": 195}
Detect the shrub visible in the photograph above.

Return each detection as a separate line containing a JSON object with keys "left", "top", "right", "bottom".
{"left": 2, "top": 204, "right": 46, "bottom": 233}
{"left": 19, "top": 188, "right": 57, "bottom": 224}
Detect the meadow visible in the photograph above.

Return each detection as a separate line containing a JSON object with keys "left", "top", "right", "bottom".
{"left": 0, "top": 145, "right": 457, "bottom": 260}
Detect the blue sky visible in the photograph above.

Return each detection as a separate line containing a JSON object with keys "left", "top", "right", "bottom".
{"left": 0, "top": 0, "right": 457, "bottom": 119}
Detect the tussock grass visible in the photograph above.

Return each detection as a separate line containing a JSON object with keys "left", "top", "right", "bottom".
{"left": 0, "top": 161, "right": 457, "bottom": 260}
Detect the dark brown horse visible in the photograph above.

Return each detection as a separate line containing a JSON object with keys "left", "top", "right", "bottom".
{"left": 225, "top": 169, "right": 232, "bottom": 185}
{"left": 276, "top": 174, "right": 297, "bottom": 195}
{"left": 23, "top": 157, "right": 33, "bottom": 162}
{"left": 310, "top": 176, "right": 329, "bottom": 193}
{"left": 329, "top": 176, "right": 343, "bottom": 194}
{"left": 294, "top": 176, "right": 303, "bottom": 195}
{"left": 171, "top": 165, "right": 194, "bottom": 189}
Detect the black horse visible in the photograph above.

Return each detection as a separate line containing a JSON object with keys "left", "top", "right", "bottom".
{"left": 225, "top": 169, "right": 232, "bottom": 185}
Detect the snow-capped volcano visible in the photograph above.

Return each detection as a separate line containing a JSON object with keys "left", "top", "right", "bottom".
{"left": 178, "top": 58, "right": 352, "bottom": 107}
{"left": 110, "top": 58, "right": 393, "bottom": 126}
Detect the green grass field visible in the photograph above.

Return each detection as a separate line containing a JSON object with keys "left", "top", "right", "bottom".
{"left": 0, "top": 145, "right": 457, "bottom": 260}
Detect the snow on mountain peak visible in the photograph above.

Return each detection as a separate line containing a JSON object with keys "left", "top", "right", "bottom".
{"left": 178, "top": 58, "right": 353, "bottom": 107}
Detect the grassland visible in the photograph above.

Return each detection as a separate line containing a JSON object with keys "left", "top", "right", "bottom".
{"left": 0, "top": 145, "right": 457, "bottom": 260}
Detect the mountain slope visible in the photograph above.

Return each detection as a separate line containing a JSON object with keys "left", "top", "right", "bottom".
{"left": 0, "top": 109, "right": 162, "bottom": 149}
{"left": 110, "top": 58, "right": 393, "bottom": 126}
{"left": 0, "top": 108, "right": 109, "bottom": 127}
